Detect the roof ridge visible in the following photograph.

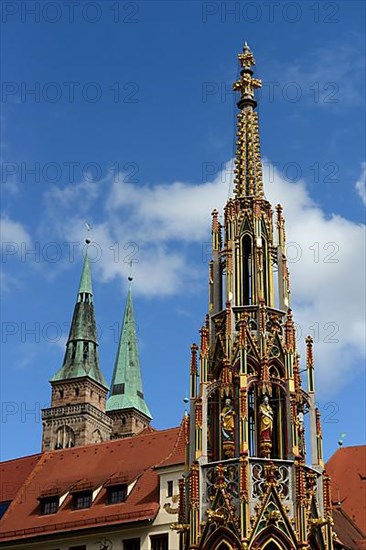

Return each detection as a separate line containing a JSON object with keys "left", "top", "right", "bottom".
{"left": 155, "top": 417, "right": 187, "bottom": 468}
{"left": 0, "top": 452, "right": 42, "bottom": 466}
{"left": 34, "top": 426, "right": 181, "bottom": 456}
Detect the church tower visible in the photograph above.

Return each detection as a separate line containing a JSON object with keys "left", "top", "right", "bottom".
{"left": 177, "top": 44, "right": 334, "bottom": 549}
{"left": 106, "top": 284, "right": 152, "bottom": 438}
{"left": 42, "top": 245, "right": 112, "bottom": 450}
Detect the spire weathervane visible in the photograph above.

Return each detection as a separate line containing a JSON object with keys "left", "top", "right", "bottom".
{"left": 128, "top": 260, "right": 134, "bottom": 285}
{"left": 85, "top": 221, "right": 93, "bottom": 244}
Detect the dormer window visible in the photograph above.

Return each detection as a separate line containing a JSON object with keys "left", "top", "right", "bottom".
{"left": 0, "top": 501, "right": 11, "bottom": 519}
{"left": 73, "top": 490, "right": 92, "bottom": 510}
{"left": 40, "top": 496, "right": 59, "bottom": 515}
{"left": 107, "top": 484, "right": 127, "bottom": 504}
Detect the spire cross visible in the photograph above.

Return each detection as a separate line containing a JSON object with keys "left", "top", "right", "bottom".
{"left": 233, "top": 42, "right": 262, "bottom": 109}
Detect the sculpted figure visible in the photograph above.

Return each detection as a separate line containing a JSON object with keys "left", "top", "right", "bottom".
{"left": 220, "top": 398, "right": 235, "bottom": 441}
{"left": 259, "top": 395, "right": 273, "bottom": 439}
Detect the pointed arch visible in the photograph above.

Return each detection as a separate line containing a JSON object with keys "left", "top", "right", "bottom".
{"left": 268, "top": 362, "right": 285, "bottom": 380}
{"left": 202, "top": 526, "right": 241, "bottom": 550}
{"left": 270, "top": 382, "right": 287, "bottom": 459}
{"left": 55, "top": 425, "right": 74, "bottom": 449}
{"left": 247, "top": 379, "right": 259, "bottom": 456}
{"left": 251, "top": 526, "right": 296, "bottom": 549}
{"left": 241, "top": 233, "right": 253, "bottom": 305}
{"left": 92, "top": 429, "right": 103, "bottom": 443}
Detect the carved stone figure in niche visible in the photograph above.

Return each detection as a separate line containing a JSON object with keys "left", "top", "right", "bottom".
{"left": 297, "top": 411, "right": 305, "bottom": 456}
{"left": 221, "top": 398, "right": 235, "bottom": 441}
{"left": 259, "top": 395, "right": 273, "bottom": 458}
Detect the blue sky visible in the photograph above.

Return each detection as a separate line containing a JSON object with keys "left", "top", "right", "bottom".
{"left": 1, "top": 0, "right": 365, "bottom": 462}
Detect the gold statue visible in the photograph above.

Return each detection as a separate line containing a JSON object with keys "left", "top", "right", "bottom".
{"left": 220, "top": 398, "right": 235, "bottom": 441}
{"left": 259, "top": 395, "right": 273, "bottom": 437}
{"left": 259, "top": 395, "right": 273, "bottom": 458}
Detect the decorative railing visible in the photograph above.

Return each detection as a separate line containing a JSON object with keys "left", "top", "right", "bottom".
{"left": 249, "top": 457, "right": 294, "bottom": 518}
{"left": 200, "top": 457, "right": 297, "bottom": 521}
{"left": 42, "top": 403, "right": 110, "bottom": 423}
{"left": 200, "top": 458, "right": 240, "bottom": 520}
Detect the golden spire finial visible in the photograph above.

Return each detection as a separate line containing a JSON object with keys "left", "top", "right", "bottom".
{"left": 233, "top": 42, "right": 264, "bottom": 198}
{"left": 233, "top": 42, "right": 262, "bottom": 110}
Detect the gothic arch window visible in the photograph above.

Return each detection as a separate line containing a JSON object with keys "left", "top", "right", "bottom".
{"left": 208, "top": 386, "right": 224, "bottom": 462}
{"left": 204, "top": 528, "right": 241, "bottom": 550}
{"left": 248, "top": 382, "right": 258, "bottom": 456}
{"left": 248, "top": 364, "right": 256, "bottom": 375}
{"left": 242, "top": 234, "right": 253, "bottom": 305}
{"left": 270, "top": 383, "right": 287, "bottom": 459}
{"left": 269, "top": 361, "right": 285, "bottom": 380}
{"left": 269, "top": 364, "right": 280, "bottom": 378}
{"left": 247, "top": 357, "right": 259, "bottom": 377}
{"left": 55, "top": 425, "right": 75, "bottom": 449}
{"left": 92, "top": 429, "right": 103, "bottom": 443}
{"left": 253, "top": 529, "right": 295, "bottom": 550}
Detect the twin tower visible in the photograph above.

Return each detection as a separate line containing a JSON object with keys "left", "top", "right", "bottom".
{"left": 41, "top": 251, "right": 152, "bottom": 450}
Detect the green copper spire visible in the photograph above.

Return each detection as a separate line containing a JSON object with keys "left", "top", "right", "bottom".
{"left": 107, "top": 288, "right": 152, "bottom": 419}
{"left": 78, "top": 249, "right": 93, "bottom": 296}
{"left": 51, "top": 248, "right": 108, "bottom": 389}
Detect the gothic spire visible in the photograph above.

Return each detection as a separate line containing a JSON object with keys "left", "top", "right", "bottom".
{"left": 78, "top": 246, "right": 92, "bottom": 295}
{"left": 50, "top": 247, "right": 108, "bottom": 389}
{"left": 233, "top": 42, "right": 264, "bottom": 198}
{"left": 107, "top": 288, "right": 152, "bottom": 420}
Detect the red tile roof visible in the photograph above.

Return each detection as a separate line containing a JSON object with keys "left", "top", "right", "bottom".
{"left": 0, "top": 427, "right": 182, "bottom": 543}
{"left": 326, "top": 445, "right": 366, "bottom": 534}
{"left": 157, "top": 414, "right": 188, "bottom": 469}
{"left": 332, "top": 507, "right": 366, "bottom": 549}
{"left": 0, "top": 453, "right": 42, "bottom": 503}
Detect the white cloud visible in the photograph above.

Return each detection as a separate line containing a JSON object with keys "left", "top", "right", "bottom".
{"left": 355, "top": 162, "right": 366, "bottom": 205}
{"left": 0, "top": 215, "right": 32, "bottom": 294}
{"left": 262, "top": 162, "right": 365, "bottom": 394}
{"left": 270, "top": 38, "right": 365, "bottom": 108}
{"left": 0, "top": 215, "right": 31, "bottom": 246}
{"left": 40, "top": 162, "right": 365, "bottom": 394}
{"left": 41, "top": 166, "right": 230, "bottom": 296}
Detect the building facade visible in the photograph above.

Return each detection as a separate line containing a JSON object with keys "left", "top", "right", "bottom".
{"left": 0, "top": 426, "right": 185, "bottom": 550}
